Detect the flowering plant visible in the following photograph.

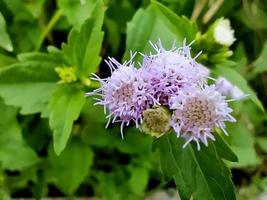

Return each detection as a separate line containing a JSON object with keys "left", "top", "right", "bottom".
{"left": 0, "top": 0, "right": 266, "bottom": 199}
{"left": 88, "top": 40, "right": 239, "bottom": 151}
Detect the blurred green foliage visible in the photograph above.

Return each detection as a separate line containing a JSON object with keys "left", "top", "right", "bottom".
{"left": 0, "top": 0, "right": 266, "bottom": 199}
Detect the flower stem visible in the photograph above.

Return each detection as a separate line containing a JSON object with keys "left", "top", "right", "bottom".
{"left": 35, "top": 10, "right": 62, "bottom": 51}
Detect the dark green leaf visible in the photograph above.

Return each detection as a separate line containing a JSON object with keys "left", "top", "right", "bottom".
{"left": 46, "top": 138, "right": 93, "bottom": 195}
{"left": 0, "top": 98, "right": 40, "bottom": 170}
{"left": 155, "top": 133, "right": 236, "bottom": 200}
{"left": 252, "top": 42, "right": 267, "bottom": 75}
{"left": 214, "top": 134, "right": 238, "bottom": 162}
{"left": 1, "top": 0, "right": 34, "bottom": 21}
{"left": 0, "top": 54, "right": 16, "bottom": 68}
{"left": 235, "top": 2, "right": 267, "bottom": 31}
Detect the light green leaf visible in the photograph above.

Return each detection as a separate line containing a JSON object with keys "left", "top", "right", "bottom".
{"left": 252, "top": 42, "right": 267, "bottom": 75}
{"left": 58, "top": 0, "right": 99, "bottom": 26}
{"left": 152, "top": 1, "right": 197, "bottom": 42}
{"left": 0, "top": 12, "right": 13, "bottom": 52}
{"left": 124, "top": 1, "right": 197, "bottom": 61}
{"left": 214, "top": 65, "right": 264, "bottom": 111}
{"left": 155, "top": 133, "right": 236, "bottom": 200}
{"left": 46, "top": 138, "right": 93, "bottom": 195}
{"left": 49, "top": 85, "right": 85, "bottom": 155}
{"left": 227, "top": 123, "right": 260, "bottom": 168}
{"left": 129, "top": 166, "right": 149, "bottom": 195}
{"left": 62, "top": 0, "right": 105, "bottom": 78}
{"left": 0, "top": 53, "right": 61, "bottom": 115}
{"left": 0, "top": 98, "right": 40, "bottom": 170}
{"left": 256, "top": 137, "right": 267, "bottom": 154}
{"left": 0, "top": 189, "right": 11, "bottom": 200}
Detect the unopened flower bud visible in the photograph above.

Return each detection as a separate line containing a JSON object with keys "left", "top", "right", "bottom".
{"left": 55, "top": 67, "right": 77, "bottom": 84}
{"left": 142, "top": 106, "right": 171, "bottom": 138}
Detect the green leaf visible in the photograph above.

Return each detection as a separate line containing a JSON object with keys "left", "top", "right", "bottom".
{"left": 1, "top": 0, "right": 30, "bottom": 21}
{"left": 10, "top": 20, "right": 42, "bottom": 53}
{"left": 0, "top": 98, "right": 40, "bottom": 170}
{"left": 214, "top": 65, "right": 264, "bottom": 111}
{"left": 129, "top": 166, "right": 149, "bottom": 195}
{"left": 235, "top": 2, "right": 267, "bottom": 31}
{"left": 49, "top": 85, "right": 85, "bottom": 155}
{"left": 227, "top": 123, "right": 260, "bottom": 168}
{"left": 0, "top": 12, "right": 13, "bottom": 52}
{"left": 152, "top": 1, "right": 197, "bottom": 42}
{"left": 23, "top": 0, "right": 46, "bottom": 19}
{"left": 252, "top": 42, "right": 267, "bottom": 75}
{"left": 155, "top": 133, "right": 236, "bottom": 200}
{"left": 124, "top": 1, "right": 197, "bottom": 61}
{"left": 1, "top": 0, "right": 43, "bottom": 52}
{"left": 0, "top": 53, "right": 61, "bottom": 115}
{"left": 0, "top": 54, "right": 17, "bottom": 68}
{"left": 214, "top": 134, "right": 238, "bottom": 162}
{"left": 1, "top": 0, "right": 36, "bottom": 21}
{"left": 2, "top": 0, "right": 45, "bottom": 20}
{"left": 62, "top": 0, "right": 105, "bottom": 78}
{"left": 116, "top": 129, "right": 153, "bottom": 155}
{"left": 46, "top": 138, "right": 93, "bottom": 195}
{"left": 256, "top": 137, "right": 267, "bottom": 154}
{"left": 0, "top": 188, "right": 11, "bottom": 200}
{"left": 58, "top": 0, "right": 99, "bottom": 26}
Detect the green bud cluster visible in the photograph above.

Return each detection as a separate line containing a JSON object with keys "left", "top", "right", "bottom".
{"left": 141, "top": 106, "right": 171, "bottom": 138}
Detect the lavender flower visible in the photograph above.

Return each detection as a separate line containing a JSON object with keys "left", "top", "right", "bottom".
{"left": 170, "top": 84, "right": 236, "bottom": 150}
{"left": 86, "top": 56, "right": 157, "bottom": 138}
{"left": 215, "top": 77, "right": 244, "bottom": 99}
{"left": 87, "top": 39, "right": 239, "bottom": 151}
{"left": 140, "top": 40, "right": 207, "bottom": 106}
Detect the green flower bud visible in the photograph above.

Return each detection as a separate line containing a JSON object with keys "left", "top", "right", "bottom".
{"left": 55, "top": 67, "right": 77, "bottom": 84}
{"left": 141, "top": 106, "right": 171, "bottom": 138}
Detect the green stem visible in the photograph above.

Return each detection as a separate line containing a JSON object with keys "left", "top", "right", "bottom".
{"left": 35, "top": 10, "right": 62, "bottom": 51}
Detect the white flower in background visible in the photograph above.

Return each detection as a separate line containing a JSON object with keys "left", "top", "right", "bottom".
{"left": 214, "top": 18, "right": 236, "bottom": 46}
{"left": 216, "top": 77, "right": 244, "bottom": 99}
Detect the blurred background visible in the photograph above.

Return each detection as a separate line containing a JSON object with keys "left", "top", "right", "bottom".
{"left": 0, "top": 0, "right": 267, "bottom": 199}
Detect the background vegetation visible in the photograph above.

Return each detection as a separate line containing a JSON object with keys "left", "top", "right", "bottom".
{"left": 0, "top": 0, "right": 267, "bottom": 199}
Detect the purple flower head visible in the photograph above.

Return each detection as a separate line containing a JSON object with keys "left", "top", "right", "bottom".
{"left": 170, "top": 84, "right": 236, "bottom": 150}
{"left": 140, "top": 40, "right": 208, "bottom": 106}
{"left": 86, "top": 55, "right": 157, "bottom": 138}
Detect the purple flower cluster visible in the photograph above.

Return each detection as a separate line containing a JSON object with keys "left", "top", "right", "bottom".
{"left": 87, "top": 40, "right": 238, "bottom": 149}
